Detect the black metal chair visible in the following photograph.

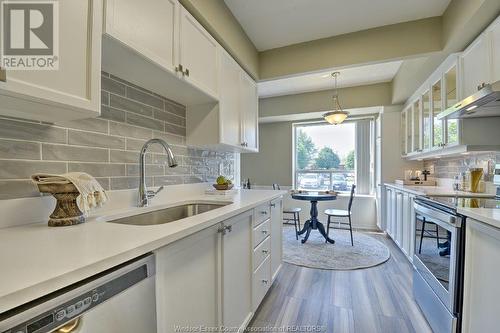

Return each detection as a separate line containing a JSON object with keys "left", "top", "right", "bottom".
{"left": 418, "top": 217, "right": 440, "bottom": 254}
{"left": 324, "top": 184, "right": 356, "bottom": 246}
{"left": 273, "top": 184, "right": 301, "bottom": 240}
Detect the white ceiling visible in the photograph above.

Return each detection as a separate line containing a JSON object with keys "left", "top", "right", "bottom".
{"left": 224, "top": 0, "right": 451, "bottom": 51}
{"left": 258, "top": 61, "right": 403, "bottom": 98}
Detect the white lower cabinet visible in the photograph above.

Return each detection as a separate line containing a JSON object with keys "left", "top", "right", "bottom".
{"left": 270, "top": 198, "right": 283, "bottom": 281}
{"left": 462, "top": 219, "right": 500, "bottom": 332}
{"left": 221, "top": 212, "right": 253, "bottom": 330}
{"left": 382, "top": 185, "right": 416, "bottom": 262}
{"left": 155, "top": 223, "right": 220, "bottom": 333}
{"left": 155, "top": 199, "right": 282, "bottom": 332}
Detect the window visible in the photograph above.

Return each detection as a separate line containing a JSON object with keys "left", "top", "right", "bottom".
{"left": 293, "top": 120, "right": 374, "bottom": 194}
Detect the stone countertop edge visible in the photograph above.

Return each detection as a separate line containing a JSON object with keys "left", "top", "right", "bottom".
{"left": 458, "top": 207, "right": 500, "bottom": 229}
{"left": 0, "top": 189, "right": 286, "bottom": 314}
{"left": 384, "top": 183, "right": 495, "bottom": 198}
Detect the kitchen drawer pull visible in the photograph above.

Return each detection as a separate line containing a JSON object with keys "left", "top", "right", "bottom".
{"left": 261, "top": 279, "right": 268, "bottom": 284}
{"left": 262, "top": 249, "right": 269, "bottom": 254}
{"left": 261, "top": 211, "right": 268, "bottom": 215}
{"left": 261, "top": 230, "right": 268, "bottom": 234}
{"left": 270, "top": 203, "right": 276, "bottom": 208}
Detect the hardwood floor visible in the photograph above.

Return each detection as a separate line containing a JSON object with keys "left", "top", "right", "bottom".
{"left": 248, "top": 233, "right": 432, "bottom": 333}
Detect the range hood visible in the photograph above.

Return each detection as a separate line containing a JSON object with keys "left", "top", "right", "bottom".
{"left": 437, "top": 80, "right": 500, "bottom": 120}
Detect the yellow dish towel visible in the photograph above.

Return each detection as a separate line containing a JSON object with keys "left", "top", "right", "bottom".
{"left": 31, "top": 172, "right": 109, "bottom": 214}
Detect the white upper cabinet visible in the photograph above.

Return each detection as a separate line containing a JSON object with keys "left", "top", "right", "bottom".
{"left": 460, "top": 36, "right": 491, "bottom": 97}
{"left": 179, "top": 6, "right": 219, "bottom": 99}
{"left": 0, "top": 0, "right": 102, "bottom": 122}
{"left": 102, "top": 0, "right": 218, "bottom": 105}
{"left": 219, "top": 51, "right": 242, "bottom": 147}
{"left": 104, "top": 0, "right": 178, "bottom": 74}
{"left": 240, "top": 72, "right": 259, "bottom": 151}
{"left": 186, "top": 49, "right": 259, "bottom": 153}
{"left": 489, "top": 17, "right": 500, "bottom": 83}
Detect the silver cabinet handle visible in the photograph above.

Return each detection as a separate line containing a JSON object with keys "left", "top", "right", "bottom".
{"left": 261, "top": 279, "right": 268, "bottom": 284}
{"left": 218, "top": 224, "right": 232, "bottom": 235}
{"left": 175, "top": 64, "right": 183, "bottom": 73}
{"left": 261, "top": 211, "right": 268, "bottom": 215}
{"left": 262, "top": 249, "right": 269, "bottom": 254}
{"left": 261, "top": 230, "right": 268, "bottom": 234}
{"left": 0, "top": 67, "right": 5, "bottom": 82}
{"left": 270, "top": 203, "right": 276, "bottom": 208}
{"left": 184, "top": 68, "right": 189, "bottom": 77}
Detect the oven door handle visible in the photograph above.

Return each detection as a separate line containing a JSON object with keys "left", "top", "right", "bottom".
{"left": 414, "top": 202, "right": 458, "bottom": 228}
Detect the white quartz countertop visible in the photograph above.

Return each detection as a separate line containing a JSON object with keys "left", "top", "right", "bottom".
{"left": 458, "top": 207, "right": 500, "bottom": 229}
{"left": 0, "top": 187, "right": 285, "bottom": 314}
{"left": 384, "top": 183, "right": 495, "bottom": 198}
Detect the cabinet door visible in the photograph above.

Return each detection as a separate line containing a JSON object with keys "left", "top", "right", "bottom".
{"left": 155, "top": 224, "right": 221, "bottom": 333}
{"left": 0, "top": 0, "right": 102, "bottom": 122}
{"left": 395, "top": 191, "right": 404, "bottom": 247}
{"left": 461, "top": 36, "right": 490, "bottom": 97}
{"left": 401, "top": 109, "right": 407, "bottom": 155}
{"left": 408, "top": 194, "right": 416, "bottom": 261}
{"left": 385, "top": 188, "right": 391, "bottom": 236}
{"left": 222, "top": 212, "right": 253, "bottom": 330}
{"left": 412, "top": 99, "right": 422, "bottom": 153}
{"left": 422, "top": 90, "right": 431, "bottom": 151}
{"left": 401, "top": 193, "right": 411, "bottom": 258}
{"left": 179, "top": 6, "right": 219, "bottom": 98}
{"left": 490, "top": 18, "right": 500, "bottom": 83}
{"left": 219, "top": 50, "right": 241, "bottom": 147}
{"left": 444, "top": 64, "right": 459, "bottom": 146}
{"left": 104, "top": 0, "right": 178, "bottom": 73}
{"left": 240, "top": 72, "right": 259, "bottom": 151}
{"left": 270, "top": 199, "right": 283, "bottom": 281}
{"left": 431, "top": 79, "right": 444, "bottom": 149}
{"left": 462, "top": 220, "right": 500, "bottom": 333}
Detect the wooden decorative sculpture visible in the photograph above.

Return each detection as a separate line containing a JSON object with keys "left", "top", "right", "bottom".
{"left": 37, "top": 183, "right": 86, "bottom": 227}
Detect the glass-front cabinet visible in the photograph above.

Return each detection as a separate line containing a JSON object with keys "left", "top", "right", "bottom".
{"left": 422, "top": 90, "right": 431, "bottom": 151}
{"left": 412, "top": 99, "right": 421, "bottom": 153}
{"left": 401, "top": 108, "right": 407, "bottom": 155}
{"left": 400, "top": 54, "right": 462, "bottom": 158}
{"left": 444, "top": 64, "right": 459, "bottom": 146}
{"left": 431, "top": 79, "right": 443, "bottom": 149}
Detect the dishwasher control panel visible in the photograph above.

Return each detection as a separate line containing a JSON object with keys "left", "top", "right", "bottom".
{"left": 1, "top": 255, "right": 154, "bottom": 333}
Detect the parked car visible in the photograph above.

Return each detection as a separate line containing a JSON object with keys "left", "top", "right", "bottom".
{"left": 331, "top": 174, "right": 348, "bottom": 191}
{"left": 299, "top": 174, "right": 320, "bottom": 189}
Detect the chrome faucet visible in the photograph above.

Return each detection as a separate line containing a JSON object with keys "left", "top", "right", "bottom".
{"left": 138, "top": 138, "right": 178, "bottom": 207}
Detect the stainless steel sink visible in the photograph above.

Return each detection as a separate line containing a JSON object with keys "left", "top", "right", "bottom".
{"left": 108, "top": 202, "right": 229, "bottom": 226}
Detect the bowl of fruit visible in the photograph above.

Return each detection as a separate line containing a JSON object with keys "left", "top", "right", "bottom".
{"left": 213, "top": 176, "right": 234, "bottom": 190}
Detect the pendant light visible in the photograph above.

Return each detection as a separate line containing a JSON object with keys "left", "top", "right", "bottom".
{"left": 323, "top": 72, "right": 348, "bottom": 125}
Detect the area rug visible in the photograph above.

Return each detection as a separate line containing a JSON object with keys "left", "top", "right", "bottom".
{"left": 282, "top": 226, "right": 390, "bottom": 270}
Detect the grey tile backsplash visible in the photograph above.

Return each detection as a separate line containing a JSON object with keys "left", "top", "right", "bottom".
{"left": 0, "top": 72, "right": 236, "bottom": 199}
{"left": 424, "top": 152, "right": 499, "bottom": 180}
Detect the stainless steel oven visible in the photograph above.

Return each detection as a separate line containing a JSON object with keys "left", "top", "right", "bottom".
{"left": 413, "top": 197, "right": 466, "bottom": 333}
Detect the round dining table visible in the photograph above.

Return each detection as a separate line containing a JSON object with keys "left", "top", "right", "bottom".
{"left": 291, "top": 192, "right": 337, "bottom": 244}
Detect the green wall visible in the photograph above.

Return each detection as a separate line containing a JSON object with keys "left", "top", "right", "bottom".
{"left": 241, "top": 122, "right": 293, "bottom": 186}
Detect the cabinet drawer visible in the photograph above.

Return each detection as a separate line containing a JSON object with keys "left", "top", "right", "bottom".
{"left": 253, "top": 219, "right": 270, "bottom": 248}
{"left": 252, "top": 255, "right": 271, "bottom": 310}
{"left": 254, "top": 203, "right": 271, "bottom": 226}
{"left": 253, "top": 236, "right": 270, "bottom": 271}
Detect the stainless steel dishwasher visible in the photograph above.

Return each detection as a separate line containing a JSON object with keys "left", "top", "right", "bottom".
{"left": 0, "top": 254, "right": 156, "bottom": 333}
